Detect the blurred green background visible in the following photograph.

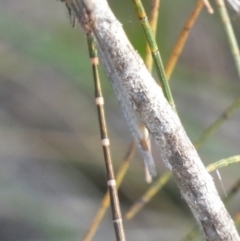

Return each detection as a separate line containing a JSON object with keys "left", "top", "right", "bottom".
{"left": 0, "top": 0, "right": 239, "bottom": 240}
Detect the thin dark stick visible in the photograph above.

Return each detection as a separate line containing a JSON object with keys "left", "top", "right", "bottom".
{"left": 61, "top": 5, "right": 126, "bottom": 240}
{"left": 86, "top": 31, "right": 126, "bottom": 241}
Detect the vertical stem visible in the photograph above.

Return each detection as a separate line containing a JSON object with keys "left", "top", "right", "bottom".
{"left": 145, "top": 0, "right": 160, "bottom": 71}
{"left": 216, "top": 0, "right": 240, "bottom": 78}
{"left": 202, "top": 0, "right": 214, "bottom": 13}
{"left": 165, "top": 0, "right": 203, "bottom": 80}
{"left": 142, "top": 0, "right": 161, "bottom": 183}
{"left": 86, "top": 32, "right": 126, "bottom": 241}
{"left": 131, "top": 0, "right": 175, "bottom": 108}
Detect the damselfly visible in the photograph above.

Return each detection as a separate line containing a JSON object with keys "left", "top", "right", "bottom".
{"left": 61, "top": 0, "right": 157, "bottom": 178}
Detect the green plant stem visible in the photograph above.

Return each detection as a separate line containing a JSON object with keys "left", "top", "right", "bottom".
{"left": 194, "top": 97, "right": 240, "bottom": 149}
{"left": 131, "top": 0, "right": 175, "bottom": 109}
{"left": 216, "top": 0, "right": 240, "bottom": 78}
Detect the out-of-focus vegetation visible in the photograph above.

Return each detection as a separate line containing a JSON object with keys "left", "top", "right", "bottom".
{"left": 0, "top": 1, "right": 239, "bottom": 240}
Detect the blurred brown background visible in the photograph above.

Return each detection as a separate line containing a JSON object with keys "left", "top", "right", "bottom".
{"left": 0, "top": 0, "right": 239, "bottom": 240}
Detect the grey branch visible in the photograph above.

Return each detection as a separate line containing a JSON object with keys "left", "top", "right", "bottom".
{"left": 64, "top": 0, "right": 240, "bottom": 240}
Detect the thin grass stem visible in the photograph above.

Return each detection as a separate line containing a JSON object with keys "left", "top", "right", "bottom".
{"left": 125, "top": 171, "right": 171, "bottom": 220}
{"left": 165, "top": 0, "right": 204, "bottom": 80}
{"left": 236, "top": 211, "right": 240, "bottom": 228}
{"left": 131, "top": 0, "right": 175, "bottom": 108}
{"left": 142, "top": 0, "right": 160, "bottom": 183}
{"left": 207, "top": 155, "right": 240, "bottom": 172}
{"left": 145, "top": 0, "right": 160, "bottom": 72}
{"left": 195, "top": 97, "right": 240, "bottom": 149}
{"left": 216, "top": 0, "right": 240, "bottom": 78}
{"left": 202, "top": 0, "right": 214, "bottom": 14}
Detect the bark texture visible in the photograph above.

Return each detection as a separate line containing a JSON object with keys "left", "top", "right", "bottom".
{"left": 65, "top": 0, "right": 240, "bottom": 240}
